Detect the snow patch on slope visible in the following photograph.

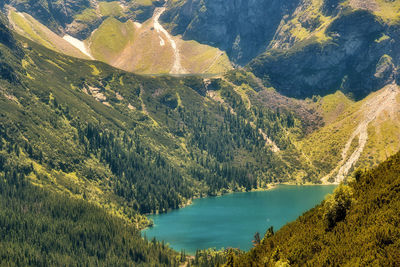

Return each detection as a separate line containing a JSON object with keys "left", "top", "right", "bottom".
{"left": 63, "top": 35, "right": 94, "bottom": 59}
{"left": 153, "top": 7, "right": 186, "bottom": 74}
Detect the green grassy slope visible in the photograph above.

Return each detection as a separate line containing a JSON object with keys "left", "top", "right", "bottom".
{"left": 299, "top": 85, "right": 400, "bottom": 182}
{"left": 8, "top": 10, "right": 90, "bottom": 59}
{"left": 87, "top": 17, "right": 136, "bottom": 62}
{"left": 7, "top": 1, "right": 232, "bottom": 75}
{"left": 86, "top": 13, "right": 232, "bottom": 74}
{"left": 228, "top": 150, "right": 400, "bottom": 266}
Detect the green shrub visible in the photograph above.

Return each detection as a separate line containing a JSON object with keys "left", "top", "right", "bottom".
{"left": 323, "top": 185, "right": 354, "bottom": 229}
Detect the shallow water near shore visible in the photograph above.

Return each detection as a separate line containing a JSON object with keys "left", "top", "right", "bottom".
{"left": 143, "top": 185, "right": 337, "bottom": 254}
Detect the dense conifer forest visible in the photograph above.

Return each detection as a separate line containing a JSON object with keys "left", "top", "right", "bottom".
{"left": 0, "top": 160, "right": 179, "bottom": 266}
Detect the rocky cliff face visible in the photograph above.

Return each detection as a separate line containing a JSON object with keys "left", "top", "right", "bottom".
{"left": 250, "top": 6, "right": 400, "bottom": 99}
{"left": 5, "top": 0, "right": 91, "bottom": 35}
{"left": 4, "top": 0, "right": 400, "bottom": 99}
{"left": 3, "top": 0, "right": 160, "bottom": 39}
{"left": 163, "top": 0, "right": 400, "bottom": 99}
{"left": 250, "top": 10, "right": 399, "bottom": 99}
{"left": 161, "top": 0, "right": 300, "bottom": 64}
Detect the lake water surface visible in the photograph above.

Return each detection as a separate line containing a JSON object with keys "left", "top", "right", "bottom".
{"left": 143, "top": 185, "right": 336, "bottom": 254}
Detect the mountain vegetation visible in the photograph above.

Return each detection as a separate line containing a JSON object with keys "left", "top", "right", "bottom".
{"left": 0, "top": 13, "right": 322, "bottom": 229}
{"left": 3, "top": 0, "right": 160, "bottom": 39}
{"left": 5, "top": 1, "right": 232, "bottom": 74}
{"left": 0, "top": 167, "right": 180, "bottom": 266}
{"left": 1, "top": 0, "right": 400, "bottom": 265}
{"left": 161, "top": 0, "right": 400, "bottom": 99}
{"left": 227, "top": 150, "right": 400, "bottom": 266}
{"left": 0, "top": 13, "right": 180, "bottom": 266}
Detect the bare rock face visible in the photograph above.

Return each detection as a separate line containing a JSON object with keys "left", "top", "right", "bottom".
{"left": 4, "top": 0, "right": 158, "bottom": 39}
{"left": 161, "top": 0, "right": 300, "bottom": 65}
{"left": 249, "top": 10, "right": 400, "bottom": 99}
{"left": 4, "top": 0, "right": 91, "bottom": 34}
{"left": 162, "top": 0, "right": 400, "bottom": 99}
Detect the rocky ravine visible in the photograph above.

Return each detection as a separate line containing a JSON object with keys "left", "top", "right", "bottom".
{"left": 322, "top": 83, "right": 400, "bottom": 184}
{"left": 153, "top": 7, "right": 186, "bottom": 74}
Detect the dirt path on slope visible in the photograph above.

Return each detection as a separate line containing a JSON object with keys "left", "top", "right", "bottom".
{"left": 153, "top": 7, "right": 187, "bottom": 74}
{"left": 322, "top": 83, "right": 399, "bottom": 184}
{"left": 204, "top": 51, "right": 224, "bottom": 73}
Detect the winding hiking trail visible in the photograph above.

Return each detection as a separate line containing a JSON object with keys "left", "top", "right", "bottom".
{"left": 322, "top": 83, "right": 399, "bottom": 184}
{"left": 153, "top": 7, "right": 187, "bottom": 74}
{"left": 204, "top": 51, "right": 224, "bottom": 73}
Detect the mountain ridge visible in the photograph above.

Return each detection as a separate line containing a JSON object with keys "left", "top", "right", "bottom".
{"left": 6, "top": 4, "right": 232, "bottom": 75}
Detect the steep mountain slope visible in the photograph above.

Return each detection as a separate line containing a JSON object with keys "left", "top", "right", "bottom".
{"left": 8, "top": 10, "right": 91, "bottom": 59}
{"left": 3, "top": 0, "right": 400, "bottom": 184}
{"left": 228, "top": 150, "right": 400, "bottom": 266}
{"left": 3, "top": 0, "right": 160, "bottom": 38}
{"left": 249, "top": 1, "right": 400, "bottom": 99}
{"left": 161, "top": 0, "right": 301, "bottom": 64}
{"left": 160, "top": 0, "right": 400, "bottom": 99}
{"left": 299, "top": 83, "right": 400, "bottom": 183}
{"left": 4, "top": 4, "right": 400, "bottom": 191}
{"left": 6, "top": 2, "right": 232, "bottom": 74}
{"left": 0, "top": 172, "right": 179, "bottom": 266}
{"left": 86, "top": 7, "right": 232, "bottom": 74}
{"left": 0, "top": 15, "right": 326, "bottom": 234}
{"left": 0, "top": 13, "right": 180, "bottom": 266}
{"left": 6, "top": 0, "right": 400, "bottom": 84}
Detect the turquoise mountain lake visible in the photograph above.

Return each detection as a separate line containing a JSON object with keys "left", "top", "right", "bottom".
{"left": 143, "top": 185, "right": 336, "bottom": 254}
